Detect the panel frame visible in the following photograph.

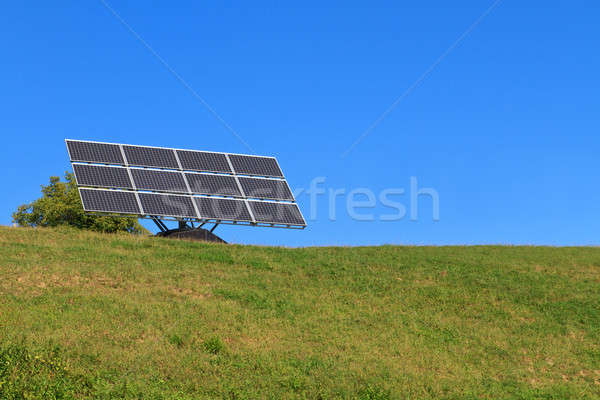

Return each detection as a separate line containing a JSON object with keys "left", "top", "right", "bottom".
{"left": 227, "top": 153, "right": 285, "bottom": 178}
{"left": 66, "top": 139, "right": 126, "bottom": 166}
{"left": 67, "top": 139, "right": 280, "bottom": 167}
{"left": 129, "top": 167, "right": 189, "bottom": 194}
{"left": 194, "top": 196, "right": 254, "bottom": 223}
{"left": 176, "top": 149, "right": 233, "bottom": 174}
{"left": 184, "top": 170, "right": 244, "bottom": 198}
{"left": 78, "top": 211, "right": 306, "bottom": 229}
{"left": 226, "top": 154, "right": 256, "bottom": 222}
{"left": 78, "top": 188, "right": 142, "bottom": 215}
{"left": 173, "top": 150, "right": 202, "bottom": 218}
{"left": 72, "top": 163, "right": 134, "bottom": 190}
{"left": 247, "top": 199, "right": 306, "bottom": 227}
{"left": 137, "top": 192, "right": 198, "bottom": 219}
{"left": 237, "top": 175, "right": 294, "bottom": 201}
{"left": 122, "top": 145, "right": 180, "bottom": 170}
{"left": 119, "top": 144, "right": 145, "bottom": 214}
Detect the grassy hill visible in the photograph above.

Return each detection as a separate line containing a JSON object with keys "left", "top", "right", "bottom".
{"left": 0, "top": 226, "right": 599, "bottom": 399}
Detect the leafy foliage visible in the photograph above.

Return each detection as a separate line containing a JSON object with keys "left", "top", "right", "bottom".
{"left": 12, "top": 172, "right": 147, "bottom": 234}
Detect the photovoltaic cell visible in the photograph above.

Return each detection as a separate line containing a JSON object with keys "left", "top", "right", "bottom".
{"left": 131, "top": 169, "right": 188, "bottom": 193}
{"left": 248, "top": 201, "right": 305, "bottom": 226}
{"left": 177, "top": 150, "right": 232, "bottom": 173}
{"left": 138, "top": 193, "right": 197, "bottom": 218}
{"left": 228, "top": 154, "right": 283, "bottom": 178}
{"left": 67, "top": 139, "right": 306, "bottom": 228}
{"left": 123, "top": 145, "right": 179, "bottom": 169}
{"left": 185, "top": 173, "right": 241, "bottom": 197}
{"left": 66, "top": 140, "right": 124, "bottom": 165}
{"left": 238, "top": 177, "right": 293, "bottom": 201}
{"left": 73, "top": 164, "right": 133, "bottom": 189}
{"left": 194, "top": 197, "right": 252, "bottom": 221}
{"left": 79, "top": 189, "right": 140, "bottom": 214}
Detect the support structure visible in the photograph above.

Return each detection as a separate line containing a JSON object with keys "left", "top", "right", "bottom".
{"left": 152, "top": 218, "right": 226, "bottom": 243}
{"left": 152, "top": 217, "right": 168, "bottom": 233}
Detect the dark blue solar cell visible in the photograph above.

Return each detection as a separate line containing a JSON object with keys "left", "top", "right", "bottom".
{"left": 185, "top": 173, "right": 241, "bottom": 197}
{"left": 123, "top": 145, "right": 179, "bottom": 169}
{"left": 228, "top": 154, "right": 283, "bottom": 177}
{"left": 194, "top": 197, "right": 252, "bottom": 221}
{"left": 138, "top": 193, "right": 196, "bottom": 218}
{"left": 73, "top": 164, "right": 133, "bottom": 189}
{"left": 238, "top": 177, "right": 293, "bottom": 200}
{"left": 79, "top": 189, "right": 140, "bottom": 214}
{"left": 248, "top": 201, "right": 305, "bottom": 226}
{"left": 131, "top": 169, "right": 188, "bottom": 193}
{"left": 177, "top": 150, "right": 232, "bottom": 173}
{"left": 66, "top": 140, "right": 125, "bottom": 165}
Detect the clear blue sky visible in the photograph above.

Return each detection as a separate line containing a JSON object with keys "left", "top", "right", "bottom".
{"left": 1, "top": 1, "right": 598, "bottom": 246}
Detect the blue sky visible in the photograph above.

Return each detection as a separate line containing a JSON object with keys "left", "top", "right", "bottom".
{"left": 1, "top": 1, "right": 598, "bottom": 246}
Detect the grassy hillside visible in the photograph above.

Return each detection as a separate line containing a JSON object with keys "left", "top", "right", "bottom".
{"left": 0, "top": 226, "right": 599, "bottom": 399}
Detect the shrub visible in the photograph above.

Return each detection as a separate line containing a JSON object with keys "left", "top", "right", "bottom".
{"left": 12, "top": 172, "right": 147, "bottom": 234}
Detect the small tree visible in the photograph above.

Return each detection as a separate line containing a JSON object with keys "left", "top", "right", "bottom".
{"left": 13, "top": 172, "right": 147, "bottom": 234}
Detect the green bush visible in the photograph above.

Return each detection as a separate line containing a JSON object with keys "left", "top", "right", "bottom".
{"left": 12, "top": 172, "right": 147, "bottom": 234}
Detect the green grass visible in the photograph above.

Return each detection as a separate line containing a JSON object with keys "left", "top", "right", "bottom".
{"left": 0, "top": 226, "right": 599, "bottom": 399}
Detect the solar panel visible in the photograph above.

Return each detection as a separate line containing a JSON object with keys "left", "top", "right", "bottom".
{"left": 123, "top": 145, "right": 179, "bottom": 169}
{"left": 238, "top": 177, "right": 293, "bottom": 201}
{"left": 185, "top": 173, "right": 241, "bottom": 197}
{"left": 248, "top": 201, "right": 305, "bottom": 226}
{"left": 138, "top": 193, "right": 197, "bottom": 218}
{"left": 228, "top": 154, "right": 283, "bottom": 178}
{"left": 67, "top": 139, "right": 305, "bottom": 230}
{"left": 66, "top": 140, "right": 125, "bottom": 165}
{"left": 79, "top": 189, "right": 140, "bottom": 214}
{"left": 131, "top": 169, "right": 188, "bottom": 193}
{"left": 177, "top": 150, "right": 232, "bottom": 173}
{"left": 194, "top": 197, "right": 253, "bottom": 221}
{"left": 73, "top": 164, "right": 133, "bottom": 190}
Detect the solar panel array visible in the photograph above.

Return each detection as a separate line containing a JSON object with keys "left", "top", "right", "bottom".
{"left": 67, "top": 139, "right": 305, "bottom": 228}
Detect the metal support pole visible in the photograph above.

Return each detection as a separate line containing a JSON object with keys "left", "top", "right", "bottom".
{"left": 152, "top": 217, "right": 167, "bottom": 232}
{"left": 178, "top": 220, "right": 189, "bottom": 230}
{"left": 210, "top": 223, "right": 219, "bottom": 233}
